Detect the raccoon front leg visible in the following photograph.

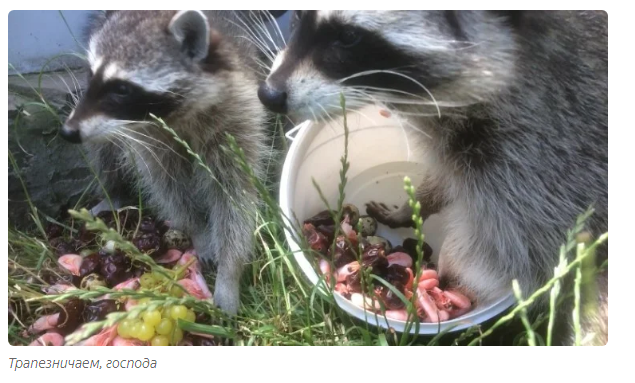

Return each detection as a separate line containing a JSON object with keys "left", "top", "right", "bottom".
{"left": 200, "top": 196, "right": 256, "bottom": 316}
{"left": 365, "top": 174, "right": 445, "bottom": 228}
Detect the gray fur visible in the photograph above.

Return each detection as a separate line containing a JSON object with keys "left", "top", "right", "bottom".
{"left": 265, "top": 10, "right": 608, "bottom": 344}
{"left": 67, "top": 10, "right": 270, "bottom": 315}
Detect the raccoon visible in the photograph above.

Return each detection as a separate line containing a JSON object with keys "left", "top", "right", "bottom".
{"left": 259, "top": 11, "right": 608, "bottom": 344}
{"left": 60, "top": 10, "right": 271, "bottom": 315}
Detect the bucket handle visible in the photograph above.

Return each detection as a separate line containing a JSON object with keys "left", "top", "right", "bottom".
{"left": 285, "top": 120, "right": 312, "bottom": 143}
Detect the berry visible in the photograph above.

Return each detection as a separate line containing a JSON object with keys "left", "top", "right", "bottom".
{"left": 155, "top": 318, "right": 174, "bottom": 336}
{"left": 79, "top": 254, "right": 101, "bottom": 277}
{"left": 137, "top": 323, "right": 155, "bottom": 341}
{"left": 129, "top": 320, "right": 143, "bottom": 339}
{"left": 169, "top": 305, "right": 188, "bottom": 321}
{"left": 83, "top": 299, "right": 121, "bottom": 322}
{"left": 143, "top": 310, "right": 162, "bottom": 327}
{"left": 117, "top": 319, "right": 134, "bottom": 339}
{"left": 184, "top": 310, "right": 196, "bottom": 323}
{"left": 150, "top": 335, "right": 170, "bottom": 346}
{"left": 139, "top": 273, "right": 157, "bottom": 289}
{"left": 169, "top": 285, "right": 184, "bottom": 297}
{"left": 169, "top": 327, "right": 184, "bottom": 345}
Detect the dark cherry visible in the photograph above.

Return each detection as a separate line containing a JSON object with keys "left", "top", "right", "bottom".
{"left": 49, "top": 237, "right": 76, "bottom": 257}
{"left": 303, "top": 210, "right": 335, "bottom": 227}
{"left": 79, "top": 253, "right": 101, "bottom": 277}
{"left": 132, "top": 232, "right": 161, "bottom": 253}
{"left": 45, "top": 223, "right": 63, "bottom": 240}
{"left": 82, "top": 299, "right": 122, "bottom": 322}
{"left": 57, "top": 298, "right": 86, "bottom": 335}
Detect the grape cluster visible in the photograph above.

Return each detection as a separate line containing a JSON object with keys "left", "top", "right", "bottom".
{"left": 32, "top": 214, "right": 219, "bottom": 346}
{"left": 117, "top": 303, "right": 195, "bottom": 346}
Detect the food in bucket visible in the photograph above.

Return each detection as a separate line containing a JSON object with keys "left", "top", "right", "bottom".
{"left": 20, "top": 212, "right": 221, "bottom": 346}
{"left": 302, "top": 204, "right": 472, "bottom": 323}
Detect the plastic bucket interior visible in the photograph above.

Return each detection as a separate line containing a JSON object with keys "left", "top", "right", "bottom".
{"left": 279, "top": 105, "right": 515, "bottom": 334}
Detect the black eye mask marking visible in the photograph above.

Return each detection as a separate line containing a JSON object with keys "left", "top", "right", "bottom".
{"left": 73, "top": 65, "right": 181, "bottom": 123}
{"left": 272, "top": 12, "right": 450, "bottom": 96}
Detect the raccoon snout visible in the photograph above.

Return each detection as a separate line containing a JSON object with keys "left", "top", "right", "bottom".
{"left": 257, "top": 82, "right": 288, "bottom": 114}
{"left": 60, "top": 124, "right": 82, "bottom": 144}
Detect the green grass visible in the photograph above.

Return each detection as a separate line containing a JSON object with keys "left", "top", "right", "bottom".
{"left": 8, "top": 55, "right": 608, "bottom": 347}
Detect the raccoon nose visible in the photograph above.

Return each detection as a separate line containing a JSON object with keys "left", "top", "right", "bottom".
{"left": 60, "top": 125, "right": 82, "bottom": 144}
{"left": 258, "top": 82, "right": 288, "bottom": 114}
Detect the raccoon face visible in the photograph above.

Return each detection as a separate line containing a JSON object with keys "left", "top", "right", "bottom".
{"left": 258, "top": 11, "right": 518, "bottom": 120}
{"left": 61, "top": 10, "right": 228, "bottom": 143}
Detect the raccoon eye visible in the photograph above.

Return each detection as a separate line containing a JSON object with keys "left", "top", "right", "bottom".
{"left": 112, "top": 83, "right": 132, "bottom": 97}
{"left": 335, "top": 29, "right": 361, "bottom": 48}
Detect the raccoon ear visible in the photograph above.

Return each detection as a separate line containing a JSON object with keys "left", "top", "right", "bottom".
{"left": 169, "top": 10, "right": 210, "bottom": 61}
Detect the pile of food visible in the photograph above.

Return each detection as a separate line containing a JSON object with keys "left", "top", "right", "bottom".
{"left": 302, "top": 204, "right": 472, "bottom": 323}
{"left": 12, "top": 210, "right": 220, "bottom": 346}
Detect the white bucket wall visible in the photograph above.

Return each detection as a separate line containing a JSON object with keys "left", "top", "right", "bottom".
{"left": 280, "top": 105, "right": 515, "bottom": 334}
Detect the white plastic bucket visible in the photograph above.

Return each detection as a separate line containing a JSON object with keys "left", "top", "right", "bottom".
{"left": 279, "top": 106, "right": 516, "bottom": 334}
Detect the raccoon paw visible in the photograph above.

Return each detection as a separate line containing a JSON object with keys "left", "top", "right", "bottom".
{"left": 89, "top": 198, "right": 121, "bottom": 217}
{"left": 213, "top": 278, "right": 240, "bottom": 316}
{"left": 365, "top": 201, "right": 414, "bottom": 229}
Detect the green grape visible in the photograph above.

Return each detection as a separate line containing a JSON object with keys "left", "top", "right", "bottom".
{"left": 151, "top": 335, "right": 170, "bottom": 346}
{"left": 184, "top": 310, "right": 196, "bottom": 322}
{"left": 169, "top": 327, "right": 184, "bottom": 345}
{"left": 169, "top": 305, "right": 188, "bottom": 321}
{"left": 143, "top": 310, "right": 162, "bottom": 327}
{"left": 117, "top": 319, "right": 134, "bottom": 339}
{"left": 139, "top": 273, "right": 156, "bottom": 288}
{"left": 155, "top": 318, "right": 174, "bottom": 335}
{"left": 129, "top": 320, "right": 143, "bottom": 339}
{"left": 139, "top": 297, "right": 152, "bottom": 305}
{"left": 137, "top": 323, "right": 155, "bottom": 341}
{"left": 170, "top": 285, "right": 184, "bottom": 297}
{"left": 151, "top": 272, "right": 168, "bottom": 284}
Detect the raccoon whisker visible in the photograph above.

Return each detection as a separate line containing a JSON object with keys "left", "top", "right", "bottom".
{"left": 251, "top": 10, "right": 284, "bottom": 53}
{"left": 116, "top": 125, "right": 188, "bottom": 161}
{"left": 104, "top": 138, "right": 135, "bottom": 173}
{"left": 53, "top": 69, "right": 81, "bottom": 106}
{"left": 262, "top": 10, "right": 286, "bottom": 46}
{"left": 337, "top": 70, "right": 441, "bottom": 118}
{"left": 39, "top": 72, "right": 66, "bottom": 96}
{"left": 354, "top": 93, "right": 471, "bottom": 108}
{"left": 402, "top": 117, "right": 433, "bottom": 140}
{"left": 235, "top": 35, "right": 276, "bottom": 64}
{"left": 104, "top": 137, "right": 130, "bottom": 167}
{"left": 248, "top": 11, "right": 280, "bottom": 52}
{"left": 307, "top": 105, "right": 329, "bottom": 133}
{"left": 253, "top": 57, "right": 273, "bottom": 76}
{"left": 348, "top": 85, "right": 430, "bottom": 102}
{"left": 283, "top": 114, "right": 298, "bottom": 127}
{"left": 427, "top": 38, "right": 482, "bottom": 51}
{"left": 227, "top": 16, "right": 276, "bottom": 62}
{"left": 350, "top": 85, "right": 473, "bottom": 108}
{"left": 328, "top": 101, "right": 415, "bottom": 158}
{"left": 64, "top": 63, "right": 83, "bottom": 100}
{"left": 110, "top": 134, "right": 154, "bottom": 183}
{"left": 154, "top": 88, "right": 186, "bottom": 99}
{"left": 114, "top": 131, "right": 179, "bottom": 183}
{"left": 326, "top": 103, "right": 375, "bottom": 125}
{"left": 229, "top": 17, "right": 276, "bottom": 63}
{"left": 392, "top": 110, "right": 451, "bottom": 117}
{"left": 54, "top": 74, "right": 77, "bottom": 104}
{"left": 315, "top": 103, "right": 341, "bottom": 136}
{"left": 322, "top": 90, "right": 379, "bottom": 110}
{"left": 329, "top": 87, "right": 425, "bottom": 151}
{"left": 114, "top": 129, "right": 166, "bottom": 152}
